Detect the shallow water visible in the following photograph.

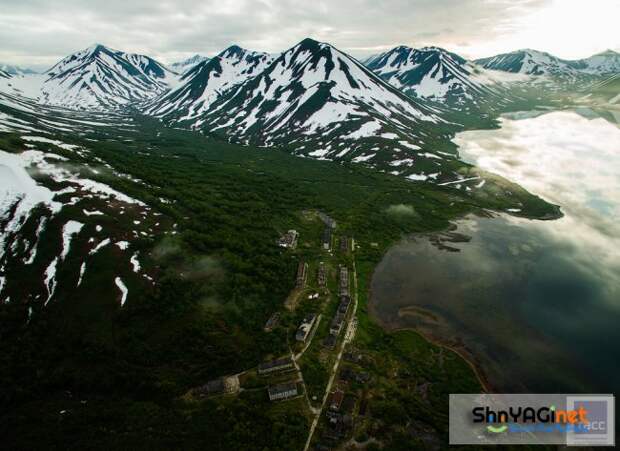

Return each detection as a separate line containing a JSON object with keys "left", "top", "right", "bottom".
{"left": 370, "top": 111, "right": 620, "bottom": 393}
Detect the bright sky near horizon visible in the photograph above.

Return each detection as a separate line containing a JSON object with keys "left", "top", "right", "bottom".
{"left": 0, "top": 0, "right": 618, "bottom": 69}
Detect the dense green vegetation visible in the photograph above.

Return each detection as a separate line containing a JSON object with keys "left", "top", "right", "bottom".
{"left": 0, "top": 114, "right": 559, "bottom": 450}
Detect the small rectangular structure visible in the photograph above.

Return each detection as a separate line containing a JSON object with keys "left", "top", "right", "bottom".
{"left": 317, "top": 262, "right": 326, "bottom": 287}
{"left": 194, "top": 375, "right": 240, "bottom": 397}
{"left": 339, "top": 367, "right": 370, "bottom": 384}
{"left": 338, "top": 295, "right": 351, "bottom": 314}
{"left": 278, "top": 230, "right": 299, "bottom": 249}
{"left": 296, "top": 313, "right": 317, "bottom": 342}
{"left": 324, "top": 412, "right": 352, "bottom": 440}
{"left": 330, "top": 313, "right": 346, "bottom": 336}
{"left": 329, "top": 390, "right": 345, "bottom": 411}
{"left": 343, "top": 351, "right": 364, "bottom": 364}
{"left": 323, "top": 334, "right": 337, "bottom": 349}
{"left": 258, "top": 357, "right": 294, "bottom": 375}
{"left": 340, "top": 236, "right": 350, "bottom": 253}
{"left": 339, "top": 367, "right": 356, "bottom": 382}
{"left": 322, "top": 226, "right": 332, "bottom": 251}
{"left": 268, "top": 382, "right": 298, "bottom": 401}
{"left": 296, "top": 261, "right": 308, "bottom": 288}
{"left": 338, "top": 265, "right": 349, "bottom": 297}
{"left": 264, "top": 312, "right": 280, "bottom": 332}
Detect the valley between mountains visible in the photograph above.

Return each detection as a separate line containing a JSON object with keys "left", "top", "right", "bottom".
{"left": 0, "top": 37, "right": 618, "bottom": 450}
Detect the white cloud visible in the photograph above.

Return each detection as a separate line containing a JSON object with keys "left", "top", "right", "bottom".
{"left": 0, "top": 0, "right": 617, "bottom": 69}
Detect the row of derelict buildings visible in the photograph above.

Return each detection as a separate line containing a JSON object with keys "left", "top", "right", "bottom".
{"left": 323, "top": 265, "right": 352, "bottom": 350}
{"left": 257, "top": 356, "right": 301, "bottom": 401}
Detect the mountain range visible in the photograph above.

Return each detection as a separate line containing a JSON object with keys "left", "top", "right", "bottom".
{"left": 0, "top": 63, "right": 38, "bottom": 76}
{"left": 475, "top": 48, "right": 620, "bottom": 79}
{"left": 155, "top": 38, "right": 459, "bottom": 171}
{"left": 0, "top": 40, "right": 618, "bottom": 181}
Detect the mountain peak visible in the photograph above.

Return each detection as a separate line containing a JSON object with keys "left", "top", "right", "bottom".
{"left": 170, "top": 54, "right": 210, "bottom": 74}
{"left": 296, "top": 37, "right": 329, "bottom": 51}
{"left": 595, "top": 49, "right": 619, "bottom": 57}
{"left": 146, "top": 44, "right": 275, "bottom": 120}
{"left": 517, "top": 48, "right": 550, "bottom": 56}
{"left": 41, "top": 44, "right": 176, "bottom": 109}
{"left": 417, "top": 46, "right": 447, "bottom": 54}
{"left": 219, "top": 44, "right": 250, "bottom": 59}
{"left": 85, "top": 43, "right": 110, "bottom": 55}
{"left": 364, "top": 45, "right": 495, "bottom": 107}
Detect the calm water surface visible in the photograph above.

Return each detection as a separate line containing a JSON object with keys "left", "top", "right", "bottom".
{"left": 370, "top": 111, "right": 620, "bottom": 393}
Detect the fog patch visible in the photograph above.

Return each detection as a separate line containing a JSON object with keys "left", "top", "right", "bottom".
{"left": 386, "top": 204, "right": 418, "bottom": 218}
{"left": 152, "top": 237, "right": 224, "bottom": 282}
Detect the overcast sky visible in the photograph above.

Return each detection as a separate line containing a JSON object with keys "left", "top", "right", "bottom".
{"left": 1, "top": 0, "right": 618, "bottom": 70}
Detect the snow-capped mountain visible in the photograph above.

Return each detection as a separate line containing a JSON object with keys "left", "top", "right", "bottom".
{"left": 176, "top": 38, "right": 458, "bottom": 174}
{"left": 475, "top": 49, "right": 578, "bottom": 77}
{"left": 364, "top": 46, "right": 506, "bottom": 108}
{"left": 475, "top": 48, "right": 620, "bottom": 91}
{"left": 0, "top": 97, "right": 163, "bottom": 318}
{"left": 40, "top": 44, "right": 178, "bottom": 110}
{"left": 145, "top": 45, "right": 274, "bottom": 119}
{"left": 477, "top": 48, "right": 620, "bottom": 77}
{"left": 0, "top": 68, "right": 11, "bottom": 79}
{"left": 170, "top": 54, "right": 210, "bottom": 73}
{"left": 0, "top": 64, "right": 38, "bottom": 76}
{"left": 571, "top": 50, "right": 620, "bottom": 75}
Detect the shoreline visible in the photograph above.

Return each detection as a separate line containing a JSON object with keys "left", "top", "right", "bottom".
{"left": 367, "top": 297, "right": 494, "bottom": 393}
{"left": 390, "top": 325, "right": 493, "bottom": 393}
{"left": 363, "top": 203, "right": 563, "bottom": 395}
{"left": 364, "top": 236, "right": 494, "bottom": 394}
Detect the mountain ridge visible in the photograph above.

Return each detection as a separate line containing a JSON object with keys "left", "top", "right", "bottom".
{"left": 170, "top": 54, "right": 210, "bottom": 73}
{"left": 364, "top": 45, "right": 508, "bottom": 107}
{"left": 166, "top": 37, "right": 465, "bottom": 180}
{"left": 39, "top": 44, "right": 178, "bottom": 109}
{"left": 475, "top": 48, "right": 620, "bottom": 77}
{"left": 145, "top": 45, "right": 274, "bottom": 120}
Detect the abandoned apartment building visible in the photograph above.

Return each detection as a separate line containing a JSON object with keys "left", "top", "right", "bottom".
{"left": 193, "top": 375, "right": 240, "bottom": 398}
{"left": 263, "top": 312, "right": 280, "bottom": 332}
{"left": 338, "top": 295, "right": 351, "bottom": 315}
{"left": 268, "top": 382, "right": 299, "bottom": 401}
{"left": 317, "top": 262, "right": 326, "bottom": 287}
{"left": 324, "top": 293, "right": 352, "bottom": 349}
{"left": 322, "top": 226, "right": 332, "bottom": 251}
{"left": 323, "top": 333, "right": 337, "bottom": 349}
{"left": 257, "top": 356, "right": 294, "bottom": 375}
{"left": 329, "top": 389, "right": 345, "bottom": 411}
{"left": 330, "top": 313, "right": 346, "bottom": 336}
{"left": 339, "top": 367, "right": 371, "bottom": 384}
{"left": 296, "top": 261, "right": 308, "bottom": 288}
{"left": 296, "top": 313, "right": 317, "bottom": 343}
{"left": 338, "top": 265, "right": 349, "bottom": 297}
{"left": 278, "top": 229, "right": 299, "bottom": 249}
